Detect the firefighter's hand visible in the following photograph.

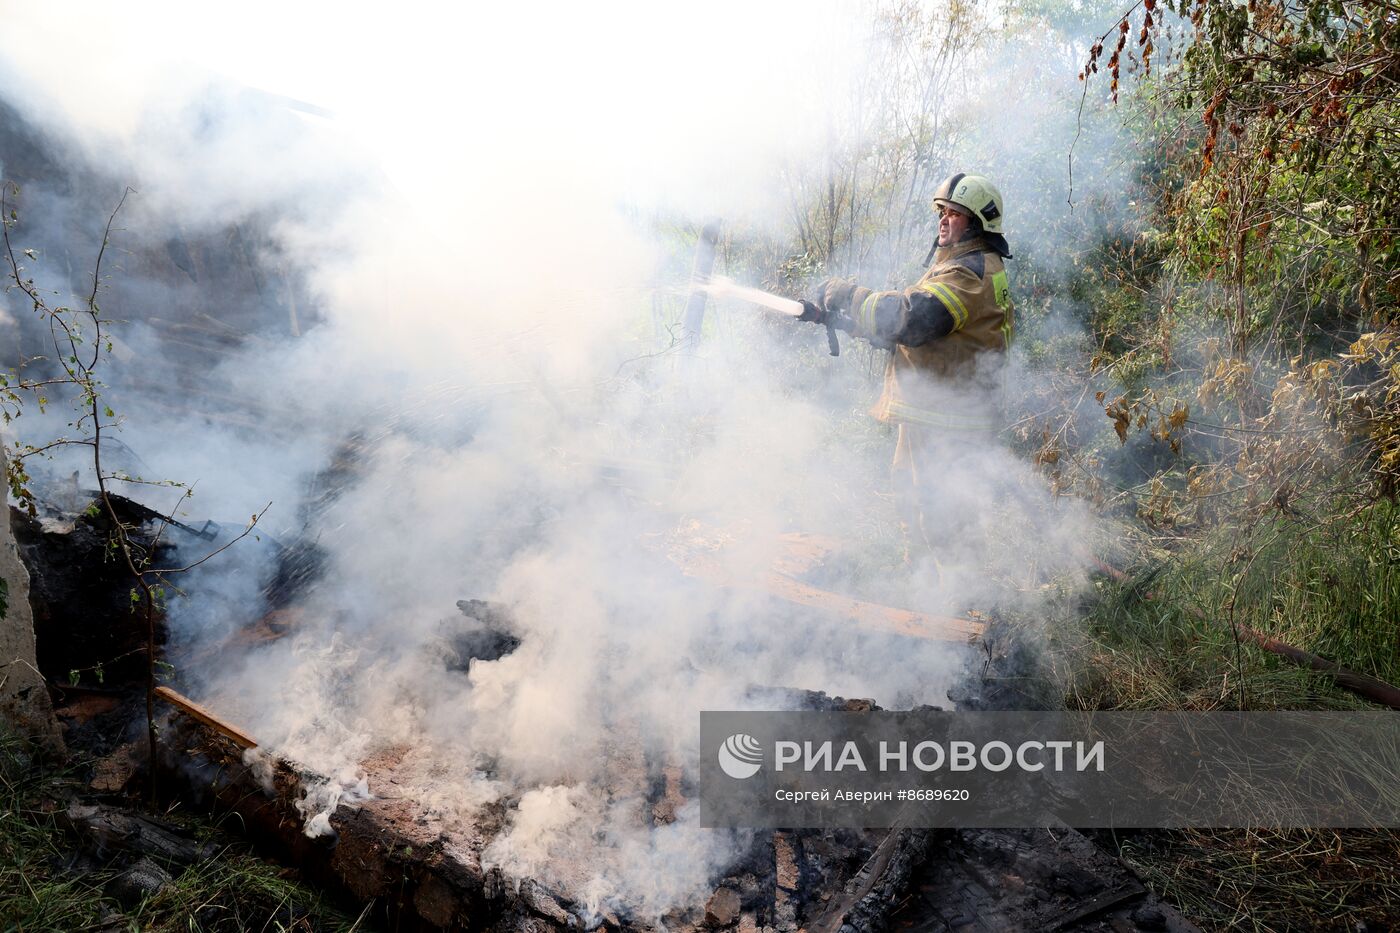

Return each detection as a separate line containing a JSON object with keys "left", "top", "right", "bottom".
{"left": 797, "top": 299, "right": 826, "bottom": 324}
{"left": 819, "top": 277, "right": 858, "bottom": 313}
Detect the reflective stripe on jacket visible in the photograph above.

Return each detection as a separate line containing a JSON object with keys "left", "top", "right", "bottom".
{"left": 846, "top": 236, "right": 1013, "bottom": 432}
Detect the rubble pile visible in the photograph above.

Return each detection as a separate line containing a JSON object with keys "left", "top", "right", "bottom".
{"left": 14, "top": 492, "right": 1197, "bottom": 932}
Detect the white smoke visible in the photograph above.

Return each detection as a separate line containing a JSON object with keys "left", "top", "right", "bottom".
{"left": 0, "top": 0, "right": 1128, "bottom": 917}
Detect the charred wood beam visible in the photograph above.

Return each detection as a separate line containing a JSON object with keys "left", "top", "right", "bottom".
{"left": 159, "top": 718, "right": 531, "bottom": 932}
{"left": 59, "top": 802, "right": 217, "bottom": 865}
{"left": 1043, "top": 880, "right": 1146, "bottom": 932}
{"left": 807, "top": 828, "right": 933, "bottom": 933}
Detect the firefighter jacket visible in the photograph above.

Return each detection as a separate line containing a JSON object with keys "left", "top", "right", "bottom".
{"left": 846, "top": 236, "right": 1013, "bottom": 434}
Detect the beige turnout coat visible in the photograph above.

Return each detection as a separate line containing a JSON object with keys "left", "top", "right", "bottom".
{"left": 845, "top": 236, "right": 1014, "bottom": 434}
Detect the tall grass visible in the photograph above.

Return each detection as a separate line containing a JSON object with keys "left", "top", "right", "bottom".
{"left": 1058, "top": 499, "right": 1400, "bottom": 711}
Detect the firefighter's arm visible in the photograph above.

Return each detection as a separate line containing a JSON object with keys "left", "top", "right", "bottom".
{"left": 849, "top": 267, "right": 978, "bottom": 348}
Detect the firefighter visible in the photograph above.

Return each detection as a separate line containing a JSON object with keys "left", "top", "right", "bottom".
{"left": 799, "top": 172, "right": 1015, "bottom": 579}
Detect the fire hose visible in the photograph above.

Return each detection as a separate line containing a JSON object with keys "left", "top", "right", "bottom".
{"left": 701, "top": 276, "right": 848, "bottom": 356}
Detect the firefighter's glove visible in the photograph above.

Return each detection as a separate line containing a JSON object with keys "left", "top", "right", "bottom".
{"left": 797, "top": 299, "right": 826, "bottom": 324}
{"left": 819, "top": 277, "right": 858, "bottom": 314}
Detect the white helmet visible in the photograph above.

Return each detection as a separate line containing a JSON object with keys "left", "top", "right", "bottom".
{"left": 932, "top": 173, "right": 1005, "bottom": 235}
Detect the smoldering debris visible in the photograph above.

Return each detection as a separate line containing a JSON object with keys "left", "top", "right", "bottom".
{"left": 152, "top": 692, "right": 1199, "bottom": 933}
{"left": 15, "top": 492, "right": 206, "bottom": 690}
{"left": 446, "top": 601, "right": 523, "bottom": 671}
{"left": 15, "top": 478, "right": 1149, "bottom": 933}
{"left": 886, "top": 829, "right": 1200, "bottom": 933}
{"left": 146, "top": 686, "right": 947, "bottom": 933}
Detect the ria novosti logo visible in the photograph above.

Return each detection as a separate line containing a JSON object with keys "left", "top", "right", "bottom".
{"left": 717, "top": 733, "right": 763, "bottom": 779}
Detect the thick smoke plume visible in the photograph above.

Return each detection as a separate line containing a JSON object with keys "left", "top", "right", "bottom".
{"left": 0, "top": 0, "right": 1136, "bottom": 916}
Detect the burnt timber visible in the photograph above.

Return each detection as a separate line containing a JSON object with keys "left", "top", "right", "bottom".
{"left": 150, "top": 684, "right": 1196, "bottom": 933}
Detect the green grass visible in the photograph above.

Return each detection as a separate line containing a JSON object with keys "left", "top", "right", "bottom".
{"left": 1057, "top": 498, "right": 1400, "bottom": 711}
{"left": 0, "top": 738, "right": 371, "bottom": 933}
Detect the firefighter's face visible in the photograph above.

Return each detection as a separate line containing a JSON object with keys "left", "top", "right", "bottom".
{"left": 937, "top": 205, "right": 971, "bottom": 246}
